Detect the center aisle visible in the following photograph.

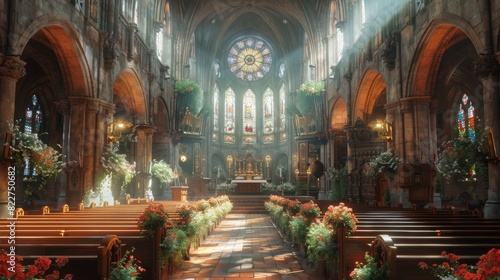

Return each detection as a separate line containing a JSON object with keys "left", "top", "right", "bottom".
{"left": 169, "top": 213, "right": 324, "bottom": 280}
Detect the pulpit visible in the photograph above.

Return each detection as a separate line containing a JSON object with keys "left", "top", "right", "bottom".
{"left": 171, "top": 186, "right": 189, "bottom": 201}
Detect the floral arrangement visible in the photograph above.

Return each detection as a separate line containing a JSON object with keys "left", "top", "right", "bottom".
{"left": 175, "top": 79, "right": 204, "bottom": 115}
{"left": 418, "top": 249, "right": 500, "bottom": 279}
{"left": 299, "top": 200, "right": 321, "bottom": 222}
{"left": 322, "top": 202, "right": 358, "bottom": 235}
{"left": 367, "top": 151, "right": 399, "bottom": 177}
{"left": 137, "top": 203, "right": 170, "bottom": 238}
{"left": 151, "top": 159, "right": 174, "bottom": 184}
{"left": 350, "top": 252, "right": 391, "bottom": 280}
{"left": 110, "top": 247, "right": 145, "bottom": 280}
{"left": 297, "top": 80, "right": 325, "bottom": 96}
{"left": 10, "top": 122, "right": 64, "bottom": 190}
{"left": 174, "top": 79, "right": 201, "bottom": 94}
{"left": 0, "top": 250, "right": 73, "bottom": 279}
{"left": 101, "top": 143, "right": 135, "bottom": 189}
{"left": 215, "top": 182, "right": 236, "bottom": 193}
{"left": 160, "top": 228, "right": 190, "bottom": 267}
{"left": 177, "top": 204, "right": 197, "bottom": 223}
{"left": 436, "top": 129, "right": 488, "bottom": 183}
{"left": 195, "top": 199, "right": 210, "bottom": 212}
{"left": 289, "top": 215, "right": 310, "bottom": 246}
{"left": 287, "top": 199, "right": 302, "bottom": 216}
{"left": 306, "top": 223, "right": 335, "bottom": 265}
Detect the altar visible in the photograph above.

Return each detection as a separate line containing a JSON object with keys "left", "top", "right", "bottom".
{"left": 231, "top": 179, "right": 267, "bottom": 193}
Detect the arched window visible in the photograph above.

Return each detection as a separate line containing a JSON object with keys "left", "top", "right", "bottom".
{"left": 457, "top": 93, "right": 476, "bottom": 176}
{"left": 156, "top": 28, "right": 163, "bottom": 61}
{"left": 242, "top": 89, "right": 256, "bottom": 143}
{"left": 337, "top": 28, "right": 344, "bottom": 62}
{"left": 263, "top": 88, "right": 274, "bottom": 143}
{"left": 457, "top": 93, "right": 475, "bottom": 141}
{"left": 213, "top": 84, "right": 220, "bottom": 141}
{"left": 279, "top": 84, "right": 287, "bottom": 141}
{"left": 23, "top": 94, "right": 44, "bottom": 176}
{"left": 224, "top": 88, "right": 235, "bottom": 143}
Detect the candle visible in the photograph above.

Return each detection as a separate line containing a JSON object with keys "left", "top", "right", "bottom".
{"left": 279, "top": 167, "right": 282, "bottom": 177}
{"left": 217, "top": 167, "right": 220, "bottom": 178}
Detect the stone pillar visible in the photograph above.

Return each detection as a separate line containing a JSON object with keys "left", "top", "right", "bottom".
{"left": 67, "top": 97, "right": 114, "bottom": 205}
{"left": 474, "top": 54, "right": 500, "bottom": 218}
{"left": 133, "top": 124, "right": 156, "bottom": 198}
{"left": 0, "top": 54, "right": 26, "bottom": 218}
{"left": 400, "top": 98, "right": 415, "bottom": 164}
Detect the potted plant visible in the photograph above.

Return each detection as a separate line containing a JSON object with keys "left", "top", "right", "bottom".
{"left": 350, "top": 252, "right": 391, "bottom": 280}
{"left": 137, "top": 203, "right": 170, "bottom": 238}
{"left": 174, "top": 79, "right": 204, "bottom": 115}
{"left": 295, "top": 80, "right": 325, "bottom": 115}
{"left": 10, "top": 121, "right": 64, "bottom": 198}
{"left": 367, "top": 151, "right": 399, "bottom": 178}
{"left": 110, "top": 247, "right": 146, "bottom": 280}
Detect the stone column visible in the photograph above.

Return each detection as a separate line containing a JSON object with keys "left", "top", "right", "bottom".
{"left": 133, "top": 124, "right": 156, "bottom": 198}
{"left": 67, "top": 97, "right": 113, "bottom": 205}
{"left": 474, "top": 54, "right": 500, "bottom": 218}
{"left": 0, "top": 54, "right": 26, "bottom": 218}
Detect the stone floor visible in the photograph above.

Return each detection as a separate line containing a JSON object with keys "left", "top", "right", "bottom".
{"left": 169, "top": 213, "right": 325, "bottom": 280}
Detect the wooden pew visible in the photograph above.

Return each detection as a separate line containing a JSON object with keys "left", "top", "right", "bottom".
{"left": 369, "top": 234, "right": 500, "bottom": 280}
{"left": 335, "top": 207, "right": 500, "bottom": 280}
{"left": 0, "top": 235, "right": 122, "bottom": 280}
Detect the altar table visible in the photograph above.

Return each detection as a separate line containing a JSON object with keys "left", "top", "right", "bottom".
{"left": 231, "top": 179, "right": 267, "bottom": 193}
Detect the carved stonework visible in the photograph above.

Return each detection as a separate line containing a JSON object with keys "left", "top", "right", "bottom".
{"left": 473, "top": 54, "right": 499, "bottom": 78}
{"left": 101, "top": 33, "right": 119, "bottom": 70}
{"left": 381, "top": 37, "right": 397, "bottom": 69}
{"left": 0, "top": 54, "right": 26, "bottom": 80}
{"left": 55, "top": 100, "right": 71, "bottom": 116}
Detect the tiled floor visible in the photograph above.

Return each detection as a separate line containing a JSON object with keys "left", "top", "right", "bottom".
{"left": 169, "top": 213, "right": 325, "bottom": 280}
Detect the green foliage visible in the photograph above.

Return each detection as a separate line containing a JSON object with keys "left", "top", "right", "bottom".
{"left": 151, "top": 159, "right": 174, "bottom": 184}
{"left": 101, "top": 143, "right": 135, "bottom": 189}
{"left": 306, "top": 223, "right": 335, "bottom": 265}
{"left": 368, "top": 151, "right": 399, "bottom": 177}
{"left": 436, "top": 128, "right": 488, "bottom": 185}
{"left": 350, "top": 252, "right": 391, "bottom": 280}
{"left": 290, "top": 216, "right": 309, "bottom": 246}
{"left": 10, "top": 121, "right": 64, "bottom": 192}
{"left": 161, "top": 227, "right": 190, "bottom": 267}
{"left": 297, "top": 80, "right": 325, "bottom": 96}
{"left": 326, "top": 165, "right": 348, "bottom": 201}
{"left": 110, "top": 247, "right": 145, "bottom": 279}
{"left": 175, "top": 79, "right": 204, "bottom": 115}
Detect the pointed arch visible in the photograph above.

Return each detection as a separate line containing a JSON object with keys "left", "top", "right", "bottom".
{"left": 330, "top": 97, "right": 347, "bottom": 131}
{"left": 354, "top": 68, "right": 387, "bottom": 123}
{"left": 113, "top": 69, "right": 148, "bottom": 123}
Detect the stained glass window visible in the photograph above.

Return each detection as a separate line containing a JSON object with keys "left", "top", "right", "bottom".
{"left": 457, "top": 93, "right": 476, "bottom": 176}
{"left": 227, "top": 36, "right": 272, "bottom": 81}
{"left": 279, "top": 84, "right": 287, "bottom": 141}
{"left": 213, "top": 84, "right": 220, "bottom": 141}
{"left": 337, "top": 28, "right": 344, "bottom": 62}
{"left": 156, "top": 29, "right": 163, "bottom": 61}
{"left": 24, "top": 94, "right": 44, "bottom": 176}
{"left": 263, "top": 88, "right": 274, "bottom": 143}
{"left": 242, "top": 90, "right": 256, "bottom": 144}
{"left": 224, "top": 88, "right": 235, "bottom": 143}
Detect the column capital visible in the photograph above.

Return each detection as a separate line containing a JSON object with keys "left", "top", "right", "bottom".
{"left": 473, "top": 54, "right": 499, "bottom": 78}
{"left": 0, "top": 54, "right": 26, "bottom": 80}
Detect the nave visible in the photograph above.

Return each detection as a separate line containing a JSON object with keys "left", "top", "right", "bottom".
{"left": 169, "top": 213, "right": 324, "bottom": 280}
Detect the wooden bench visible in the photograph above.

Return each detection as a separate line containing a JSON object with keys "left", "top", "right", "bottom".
{"left": 0, "top": 235, "right": 122, "bottom": 280}
{"left": 333, "top": 206, "right": 500, "bottom": 280}
{"left": 368, "top": 234, "right": 499, "bottom": 280}
{"left": 2, "top": 200, "right": 199, "bottom": 280}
